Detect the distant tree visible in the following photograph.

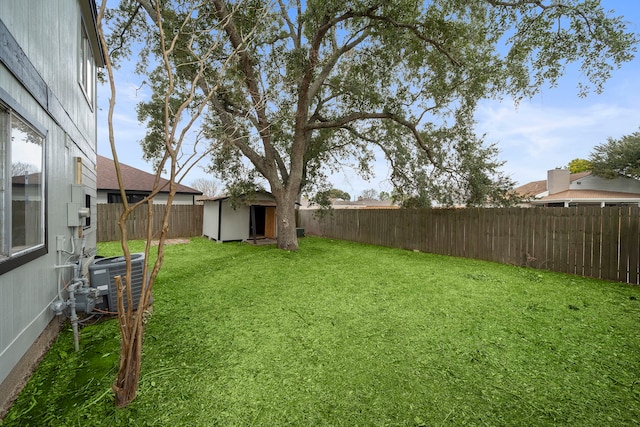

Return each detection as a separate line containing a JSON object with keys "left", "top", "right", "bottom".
{"left": 378, "top": 191, "right": 391, "bottom": 201}
{"left": 397, "top": 194, "right": 432, "bottom": 209}
{"left": 11, "top": 162, "right": 38, "bottom": 177}
{"left": 589, "top": 130, "right": 640, "bottom": 179}
{"left": 326, "top": 188, "right": 351, "bottom": 200}
{"left": 568, "top": 158, "right": 592, "bottom": 174}
{"left": 191, "top": 178, "right": 220, "bottom": 198}
{"left": 360, "top": 188, "right": 378, "bottom": 200}
{"left": 307, "top": 187, "right": 350, "bottom": 208}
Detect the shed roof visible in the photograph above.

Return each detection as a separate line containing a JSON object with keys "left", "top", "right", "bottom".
{"left": 97, "top": 155, "right": 202, "bottom": 195}
{"left": 200, "top": 191, "right": 276, "bottom": 206}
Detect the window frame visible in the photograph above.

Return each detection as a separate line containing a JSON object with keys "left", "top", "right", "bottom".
{"left": 107, "top": 192, "right": 148, "bottom": 205}
{"left": 79, "top": 19, "right": 96, "bottom": 109}
{"left": 0, "top": 92, "right": 48, "bottom": 275}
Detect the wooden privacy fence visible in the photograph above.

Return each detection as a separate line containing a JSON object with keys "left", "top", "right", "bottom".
{"left": 97, "top": 204, "right": 203, "bottom": 242}
{"left": 298, "top": 206, "right": 640, "bottom": 285}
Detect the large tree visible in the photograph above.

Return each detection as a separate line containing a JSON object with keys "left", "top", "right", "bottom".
{"left": 589, "top": 129, "right": 640, "bottom": 180}
{"left": 111, "top": 0, "right": 636, "bottom": 250}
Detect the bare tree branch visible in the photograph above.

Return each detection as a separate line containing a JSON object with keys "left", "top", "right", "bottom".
{"left": 307, "top": 27, "right": 371, "bottom": 104}
{"left": 364, "top": 14, "right": 462, "bottom": 67}
{"left": 211, "top": 0, "right": 282, "bottom": 182}
{"left": 308, "top": 112, "right": 437, "bottom": 166}
{"left": 485, "top": 0, "right": 597, "bottom": 38}
{"left": 278, "top": 0, "right": 300, "bottom": 49}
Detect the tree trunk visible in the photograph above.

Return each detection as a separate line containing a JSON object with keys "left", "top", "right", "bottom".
{"left": 275, "top": 188, "right": 299, "bottom": 251}
{"left": 112, "top": 316, "right": 144, "bottom": 408}
{"left": 111, "top": 273, "right": 146, "bottom": 408}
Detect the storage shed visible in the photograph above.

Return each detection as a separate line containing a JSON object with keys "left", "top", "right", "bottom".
{"left": 202, "top": 192, "right": 277, "bottom": 242}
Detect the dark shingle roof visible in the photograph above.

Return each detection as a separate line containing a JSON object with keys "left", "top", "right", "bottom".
{"left": 97, "top": 155, "right": 202, "bottom": 195}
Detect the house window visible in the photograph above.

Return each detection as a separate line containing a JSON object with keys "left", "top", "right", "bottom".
{"left": 0, "top": 106, "right": 46, "bottom": 263}
{"left": 79, "top": 21, "right": 95, "bottom": 107}
{"left": 107, "top": 192, "right": 147, "bottom": 204}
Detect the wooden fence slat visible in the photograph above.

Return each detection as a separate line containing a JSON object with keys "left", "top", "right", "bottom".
{"left": 424, "top": 208, "right": 432, "bottom": 253}
{"left": 574, "top": 208, "right": 586, "bottom": 277}
{"left": 568, "top": 207, "right": 577, "bottom": 275}
{"left": 582, "top": 207, "right": 595, "bottom": 278}
{"left": 509, "top": 208, "right": 518, "bottom": 266}
{"left": 601, "top": 208, "right": 618, "bottom": 281}
{"left": 495, "top": 209, "right": 506, "bottom": 264}
{"left": 454, "top": 210, "right": 464, "bottom": 257}
{"left": 618, "top": 207, "right": 630, "bottom": 283}
{"left": 525, "top": 209, "right": 536, "bottom": 268}
{"left": 483, "top": 208, "right": 494, "bottom": 262}
{"left": 552, "top": 208, "right": 559, "bottom": 269}
{"left": 559, "top": 207, "right": 569, "bottom": 272}
{"left": 593, "top": 207, "right": 603, "bottom": 279}
{"left": 628, "top": 206, "right": 640, "bottom": 285}
{"left": 514, "top": 208, "right": 525, "bottom": 266}
{"left": 538, "top": 208, "right": 551, "bottom": 270}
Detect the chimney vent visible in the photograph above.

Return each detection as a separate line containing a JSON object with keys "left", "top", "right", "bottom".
{"left": 547, "top": 169, "right": 570, "bottom": 195}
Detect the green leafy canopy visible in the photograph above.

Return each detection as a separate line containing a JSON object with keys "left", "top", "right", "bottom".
{"left": 107, "top": 0, "right": 637, "bottom": 211}
{"left": 568, "top": 158, "right": 593, "bottom": 174}
{"left": 589, "top": 128, "right": 640, "bottom": 180}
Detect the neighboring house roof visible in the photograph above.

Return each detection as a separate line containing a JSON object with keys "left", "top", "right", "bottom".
{"left": 97, "top": 155, "right": 202, "bottom": 195}
{"left": 298, "top": 197, "right": 398, "bottom": 209}
{"left": 335, "top": 198, "right": 398, "bottom": 209}
{"left": 514, "top": 179, "right": 546, "bottom": 198}
{"left": 539, "top": 189, "right": 640, "bottom": 202}
{"left": 11, "top": 172, "right": 42, "bottom": 185}
{"left": 515, "top": 170, "right": 640, "bottom": 205}
{"left": 515, "top": 171, "right": 592, "bottom": 197}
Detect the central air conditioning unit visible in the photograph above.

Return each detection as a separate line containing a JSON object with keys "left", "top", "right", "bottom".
{"left": 88, "top": 253, "right": 147, "bottom": 313}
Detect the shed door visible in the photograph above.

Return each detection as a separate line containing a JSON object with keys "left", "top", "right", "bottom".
{"left": 265, "top": 207, "right": 276, "bottom": 239}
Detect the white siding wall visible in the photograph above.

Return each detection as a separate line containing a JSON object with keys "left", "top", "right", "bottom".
{"left": 570, "top": 174, "right": 640, "bottom": 193}
{"left": 0, "top": 0, "right": 98, "bottom": 388}
{"left": 96, "top": 191, "right": 197, "bottom": 205}
{"left": 0, "top": 1, "right": 98, "bottom": 146}
{"left": 202, "top": 194, "right": 277, "bottom": 242}
{"left": 202, "top": 200, "right": 221, "bottom": 240}
{"left": 202, "top": 200, "right": 251, "bottom": 242}
{"left": 221, "top": 202, "right": 250, "bottom": 241}
{"left": 153, "top": 193, "right": 197, "bottom": 205}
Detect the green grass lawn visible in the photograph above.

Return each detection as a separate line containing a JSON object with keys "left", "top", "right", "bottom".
{"left": 3, "top": 237, "right": 640, "bottom": 426}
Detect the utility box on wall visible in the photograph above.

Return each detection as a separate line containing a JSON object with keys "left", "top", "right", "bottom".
{"left": 88, "top": 253, "right": 147, "bottom": 312}
{"left": 67, "top": 184, "right": 91, "bottom": 227}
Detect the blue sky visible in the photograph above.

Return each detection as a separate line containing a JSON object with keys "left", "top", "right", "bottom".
{"left": 97, "top": 0, "right": 640, "bottom": 197}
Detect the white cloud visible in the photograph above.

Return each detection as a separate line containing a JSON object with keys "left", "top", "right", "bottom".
{"left": 475, "top": 99, "right": 640, "bottom": 185}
